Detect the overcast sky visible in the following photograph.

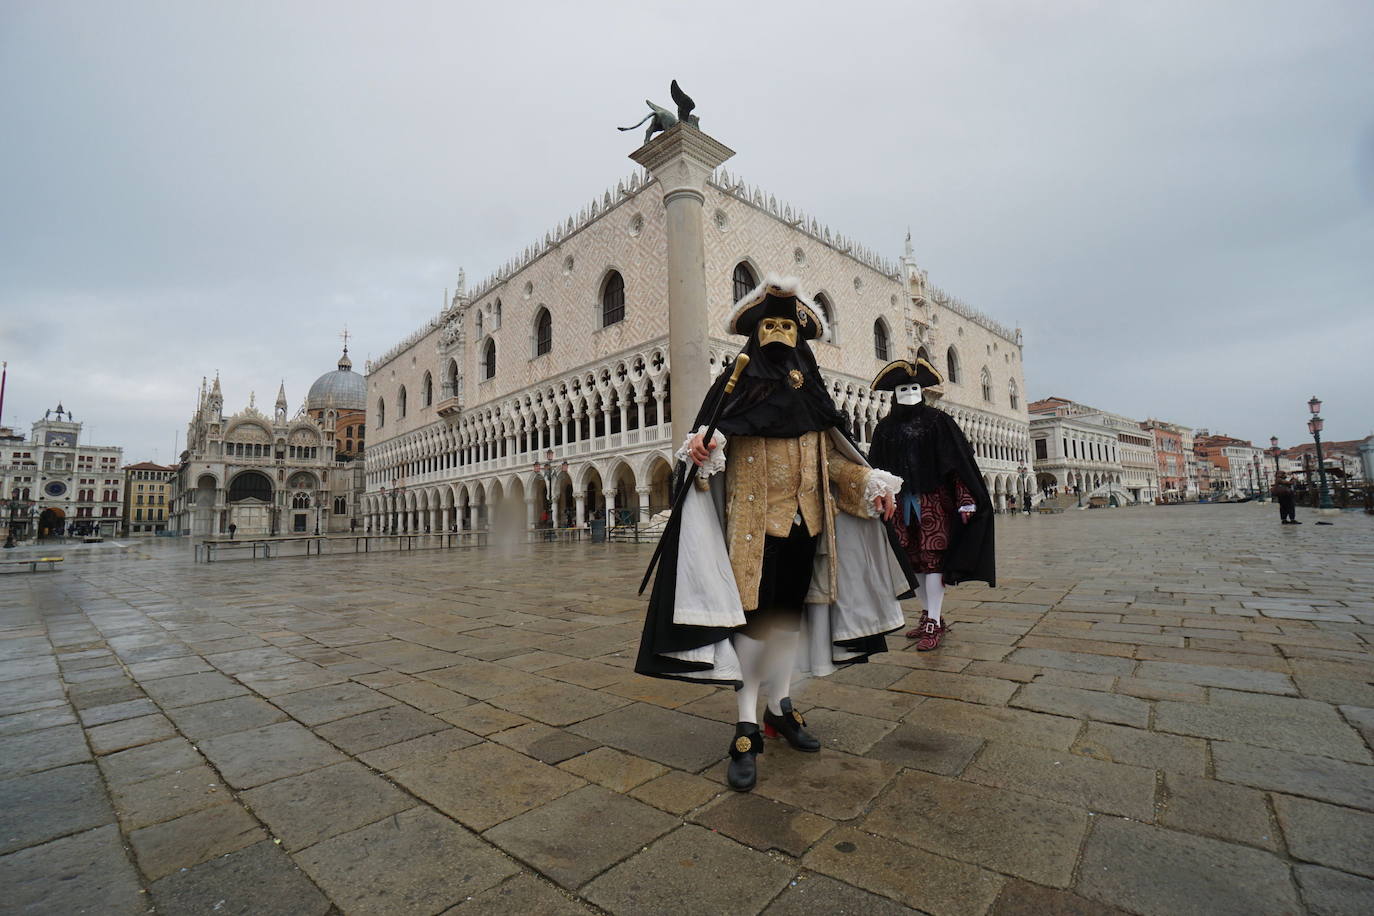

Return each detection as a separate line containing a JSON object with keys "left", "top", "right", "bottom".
{"left": 2, "top": 0, "right": 1371, "bottom": 464}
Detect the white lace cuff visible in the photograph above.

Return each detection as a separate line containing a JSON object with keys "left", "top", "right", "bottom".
{"left": 676, "top": 426, "right": 727, "bottom": 477}
{"left": 862, "top": 469, "right": 904, "bottom": 517}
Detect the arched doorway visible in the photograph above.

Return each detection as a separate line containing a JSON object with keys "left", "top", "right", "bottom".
{"left": 192, "top": 474, "right": 218, "bottom": 536}
{"left": 38, "top": 507, "right": 65, "bottom": 539}
{"left": 227, "top": 470, "right": 274, "bottom": 536}
{"left": 609, "top": 462, "right": 637, "bottom": 525}
{"left": 646, "top": 456, "right": 673, "bottom": 515}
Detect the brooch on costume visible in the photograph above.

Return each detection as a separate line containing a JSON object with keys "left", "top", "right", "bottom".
{"left": 735, "top": 735, "right": 753, "bottom": 754}
{"left": 788, "top": 370, "right": 804, "bottom": 389}
{"left": 791, "top": 709, "right": 806, "bottom": 726}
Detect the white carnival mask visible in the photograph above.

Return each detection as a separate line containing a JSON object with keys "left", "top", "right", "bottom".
{"left": 894, "top": 383, "right": 923, "bottom": 406}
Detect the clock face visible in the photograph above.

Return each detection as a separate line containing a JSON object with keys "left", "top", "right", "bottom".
{"left": 44, "top": 432, "right": 70, "bottom": 446}
{"left": 45, "top": 481, "right": 68, "bottom": 497}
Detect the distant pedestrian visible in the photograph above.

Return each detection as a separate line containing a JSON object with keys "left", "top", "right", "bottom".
{"left": 1272, "top": 473, "right": 1298, "bottom": 524}
{"left": 228, "top": 522, "right": 237, "bottom": 540}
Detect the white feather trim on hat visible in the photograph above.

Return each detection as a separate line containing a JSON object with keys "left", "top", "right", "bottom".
{"left": 726, "top": 273, "right": 830, "bottom": 339}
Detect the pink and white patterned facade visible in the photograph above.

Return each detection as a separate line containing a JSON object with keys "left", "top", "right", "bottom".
{"left": 362, "top": 170, "right": 1032, "bottom": 534}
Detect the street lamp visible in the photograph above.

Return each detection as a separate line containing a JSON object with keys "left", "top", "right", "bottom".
{"left": 1307, "top": 397, "right": 1335, "bottom": 510}
{"left": 532, "top": 449, "right": 568, "bottom": 534}
{"left": 1268, "top": 436, "right": 1282, "bottom": 480}
{"left": 3, "top": 496, "right": 29, "bottom": 548}
{"left": 1252, "top": 454, "right": 1266, "bottom": 502}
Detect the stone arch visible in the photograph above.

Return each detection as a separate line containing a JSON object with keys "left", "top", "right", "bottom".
{"left": 227, "top": 470, "right": 273, "bottom": 503}
{"left": 643, "top": 454, "right": 674, "bottom": 513}
{"left": 606, "top": 459, "right": 638, "bottom": 523}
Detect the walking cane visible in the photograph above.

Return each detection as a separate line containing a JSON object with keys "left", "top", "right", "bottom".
{"left": 638, "top": 352, "right": 750, "bottom": 594}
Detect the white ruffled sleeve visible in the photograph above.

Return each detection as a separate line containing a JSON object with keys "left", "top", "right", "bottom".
{"left": 676, "top": 426, "right": 727, "bottom": 477}
{"left": 862, "top": 469, "right": 903, "bottom": 517}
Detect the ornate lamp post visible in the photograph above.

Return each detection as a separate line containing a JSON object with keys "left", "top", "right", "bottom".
{"left": 1308, "top": 396, "right": 1335, "bottom": 510}
{"left": 532, "top": 449, "right": 568, "bottom": 533}
{"left": 1268, "top": 436, "right": 1282, "bottom": 480}
{"left": 1252, "top": 454, "right": 1265, "bottom": 502}
{"left": 4, "top": 496, "right": 30, "bottom": 548}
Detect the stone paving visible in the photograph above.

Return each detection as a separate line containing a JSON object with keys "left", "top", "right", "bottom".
{"left": 1, "top": 502, "right": 1372, "bottom": 915}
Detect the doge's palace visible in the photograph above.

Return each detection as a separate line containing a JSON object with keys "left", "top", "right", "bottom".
{"left": 362, "top": 168, "right": 1033, "bottom": 536}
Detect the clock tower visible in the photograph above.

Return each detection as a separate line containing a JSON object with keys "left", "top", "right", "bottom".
{"left": 2, "top": 403, "right": 126, "bottom": 540}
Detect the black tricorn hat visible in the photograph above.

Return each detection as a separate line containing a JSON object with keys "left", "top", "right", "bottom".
{"left": 871, "top": 358, "right": 942, "bottom": 391}
{"left": 727, "top": 274, "right": 826, "bottom": 341}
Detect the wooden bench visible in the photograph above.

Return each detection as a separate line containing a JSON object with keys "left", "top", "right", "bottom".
{"left": 0, "top": 556, "right": 65, "bottom": 573}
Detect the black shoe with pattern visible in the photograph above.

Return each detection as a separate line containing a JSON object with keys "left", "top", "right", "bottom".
{"left": 727, "top": 722, "right": 763, "bottom": 791}
{"left": 763, "top": 697, "right": 820, "bottom": 752}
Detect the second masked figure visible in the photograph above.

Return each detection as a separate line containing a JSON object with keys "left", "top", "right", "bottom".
{"left": 866, "top": 358, "right": 996, "bottom": 650}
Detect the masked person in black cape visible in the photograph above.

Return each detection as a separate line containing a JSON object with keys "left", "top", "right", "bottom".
{"left": 866, "top": 358, "right": 995, "bottom": 651}
{"left": 635, "top": 275, "right": 911, "bottom": 792}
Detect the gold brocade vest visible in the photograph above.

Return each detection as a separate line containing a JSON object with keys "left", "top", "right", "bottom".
{"left": 722, "top": 430, "right": 873, "bottom": 611}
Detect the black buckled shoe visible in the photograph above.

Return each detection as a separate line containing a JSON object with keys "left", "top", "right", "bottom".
{"left": 763, "top": 698, "right": 820, "bottom": 752}
{"left": 727, "top": 722, "right": 763, "bottom": 791}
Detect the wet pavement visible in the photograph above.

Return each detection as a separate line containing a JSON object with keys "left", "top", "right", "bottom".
{"left": 1, "top": 502, "right": 1371, "bottom": 915}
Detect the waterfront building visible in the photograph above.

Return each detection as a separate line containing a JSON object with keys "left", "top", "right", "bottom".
{"left": 361, "top": 168, "right": 1033, "bottom": 535}
{"left": 1194, "top": 432, "right": 1267, "bottom": 497}
{"left": 1142, "top": 419, "right": 1195, "bottom": 500}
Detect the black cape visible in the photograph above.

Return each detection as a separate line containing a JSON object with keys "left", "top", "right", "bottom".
{"left": 866, "top": 402, "right": 996, "bottom": 587}
{"left": 634, "top": 341, "right": 905, "bottom": 684}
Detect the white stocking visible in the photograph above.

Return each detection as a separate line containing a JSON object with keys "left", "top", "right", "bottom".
{"left": 763, "top": 624, "right": 800, "bottom": 716}
{"left": 732, "top": 630, "right": 767, "bottom": 724}
{"left": 921, "top": 573, "right": 946, "bottom": 624}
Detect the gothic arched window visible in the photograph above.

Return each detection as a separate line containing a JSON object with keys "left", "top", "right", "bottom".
{"left": 981, "top": 367, "right": 993, "bottom": 402}
{"left": 534, "top": 307, "right": 552, "bottom": 356}
{"left": 422, "top": 373, "right": 432, "bottom": 407}
{"left": 873, "top": 319, "right": 890, "bottom": 361}
{"left": 946, "top": 346, "right": 961, "bottom": 384}
{"left": 483, "top": 339, "right": 497, "bottom": 380}
{"left": 445, "top": 358, "right": 459, "bottom": 398}
{"left": 398, "top": 386, "right": 408, "bottom": 418}
{"left": 377, "top": 399, "right": 386, "bottom": 427}
{"left": 813, "top": 292, "right": 835, "bottom": 343}
{"left": 732, "top": 261, "right": 757, "bottom": 302}
{"left": 601, "top": 271, "right": 625, "bottom": 327}
{"left": 1009, "top": 379, "right": 1020, "bottom": 410}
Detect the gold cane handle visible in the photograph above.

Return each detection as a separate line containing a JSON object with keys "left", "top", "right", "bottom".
{"left": 724, "top": 354, "right": 750, "bottom": 394}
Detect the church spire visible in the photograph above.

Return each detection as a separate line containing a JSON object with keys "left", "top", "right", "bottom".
{"left": 276, "top": 380, "right": 287, "bottom": 408}
{"left": 338, "top": 327, "right": 353, "bottom": 371}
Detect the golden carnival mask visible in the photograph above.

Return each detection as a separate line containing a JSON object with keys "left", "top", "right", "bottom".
{"left": 757, "top": 317, "right": 798, "bottom": 349}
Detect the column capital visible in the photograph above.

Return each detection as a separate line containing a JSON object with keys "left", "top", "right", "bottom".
{"left": 630, "top": 123, "right": 735, "bottom": 201}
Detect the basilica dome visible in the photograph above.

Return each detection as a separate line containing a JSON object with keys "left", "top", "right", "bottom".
{"left": 306, "top": 350, "right": 366, "bottom": 412}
